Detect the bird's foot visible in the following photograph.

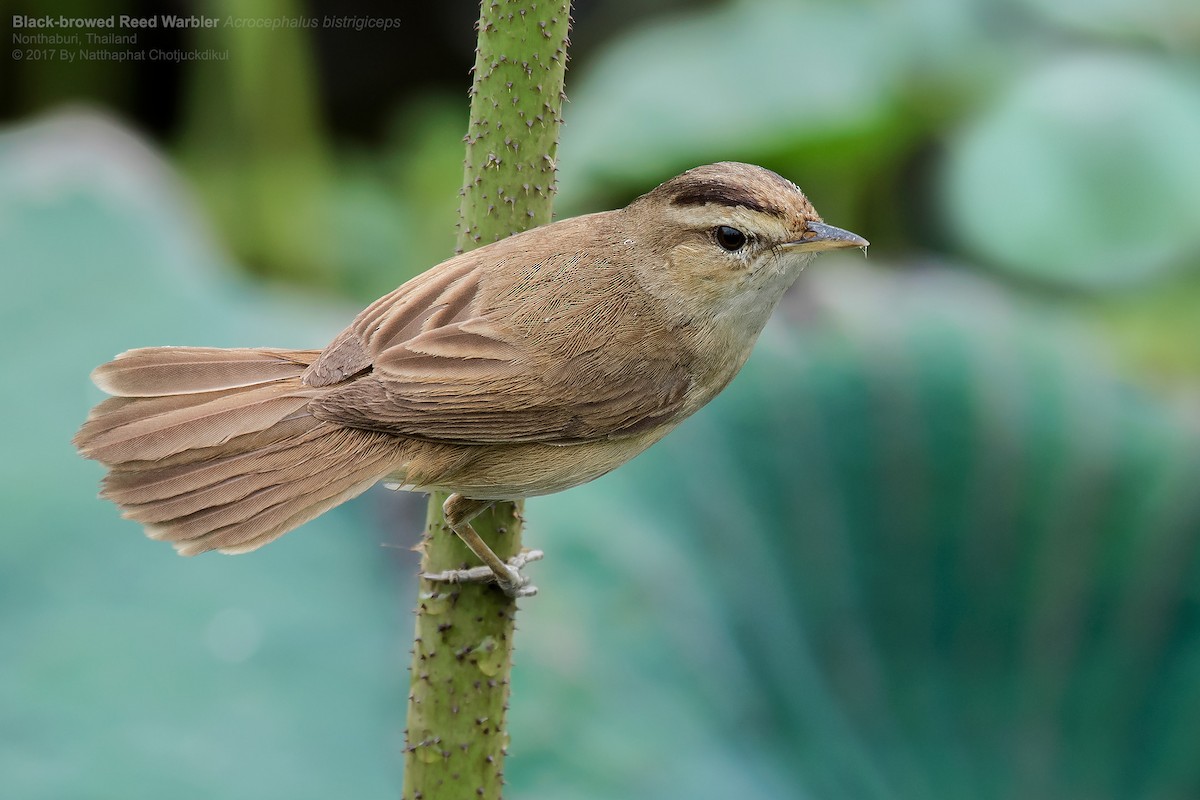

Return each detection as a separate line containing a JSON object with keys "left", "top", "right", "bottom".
{"left": 422, "top": 548, "right": 544, "bottom": 598}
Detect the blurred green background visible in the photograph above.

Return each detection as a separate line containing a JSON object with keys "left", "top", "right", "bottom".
{"left": 2, "top": 0, "right": 1199, "bottom": 797}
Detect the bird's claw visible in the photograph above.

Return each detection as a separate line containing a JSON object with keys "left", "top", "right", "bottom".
{"left": 423, "top": 548, "right": 544, "bottom": 598}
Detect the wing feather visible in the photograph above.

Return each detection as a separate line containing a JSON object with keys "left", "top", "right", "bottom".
{"left": 304, "top": 222, "right": 694, "bottom": 444}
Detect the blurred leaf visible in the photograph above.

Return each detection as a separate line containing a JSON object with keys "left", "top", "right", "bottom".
{"left": 557, "top": 0, "right": 908, "bottom": 193}
{"left": 942, "top": 54, "right": 1200, "bottom": 290}
{"left": 1016, "top": 0, "right": 1200, "bottom": 47}
{"left": 0, "top": 110, "right": 416, "bottom": 800}
{"left": 1083, "top": 269, "right": 1200, "bottom": 389}
{"left": 516, "top": 260, "right": 1200, "bottom": 799}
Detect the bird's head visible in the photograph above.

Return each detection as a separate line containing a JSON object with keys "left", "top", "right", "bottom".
{"left": 625, "top": 162, "right": 868, "bottom": 323}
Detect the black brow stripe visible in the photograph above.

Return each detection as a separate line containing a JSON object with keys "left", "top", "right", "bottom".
{"left": 668, "top": 180, "right": 778, "bottom": 216}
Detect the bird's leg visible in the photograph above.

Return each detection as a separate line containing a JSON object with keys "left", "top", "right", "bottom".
{"left": 421, "top": 494, "right": 543, "bottom": 598}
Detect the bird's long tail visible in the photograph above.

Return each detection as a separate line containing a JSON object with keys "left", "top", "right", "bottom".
{"left": 73, "top": 347, "right": 402, "bottom": 555}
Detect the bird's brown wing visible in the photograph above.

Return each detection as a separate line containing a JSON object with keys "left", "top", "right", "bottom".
{"left": 304, "top": 250, "right": 693, "bottom": 445}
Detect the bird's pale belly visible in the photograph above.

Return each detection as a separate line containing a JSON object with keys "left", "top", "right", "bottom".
{"left": 387, "top": 426, "right": 672, "bottom": 501}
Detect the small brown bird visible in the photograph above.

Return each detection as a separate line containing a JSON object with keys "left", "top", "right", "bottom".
{"left": 75, "top": 162, "right": 866, "bottom": 596}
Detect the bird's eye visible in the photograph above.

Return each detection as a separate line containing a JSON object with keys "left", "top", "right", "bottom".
{"left": 713, "top": 225, "right": 748, "bottom": 252}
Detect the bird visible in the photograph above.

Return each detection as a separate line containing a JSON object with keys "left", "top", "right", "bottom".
{"left": 74, "top": 162, "right": 867, "bottom": 596}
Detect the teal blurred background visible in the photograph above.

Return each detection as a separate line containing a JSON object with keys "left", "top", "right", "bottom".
{"left": 3, "top": 0, "right": 1199, "bottom": 797}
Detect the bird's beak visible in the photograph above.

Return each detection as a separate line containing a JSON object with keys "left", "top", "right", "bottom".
{"left": 782, "top": 221, "right": 869, "bottom": 252}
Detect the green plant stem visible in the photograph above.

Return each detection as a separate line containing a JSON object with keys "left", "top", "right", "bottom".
{"left": 402, "top": 3, "right": 571, "bottom": 799}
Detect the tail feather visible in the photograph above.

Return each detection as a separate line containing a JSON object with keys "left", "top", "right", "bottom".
{"left": 79, "top": 384, "right": 314, "bottom": 463}
{"left": 114, "top": 432, "right": 325, "bottom": 524}
{"left": 92, "top": 347, "right": 322, "bottom": 396}
{"left": 77, "top": 392, "right": 223, "bottom": 442}
{"left": 76, "top": 345, "right": 405, "bottom": 556}
{"left": 100, "top": 417, "right": 325, "bottom": 505}
{"left": 128, "top": 425, "right": 379, "bottom": 534}
{"left": 161, "top": 431, "right": 401, "bottom": 555}
{"left": 97, "top": 412, "right": 319, "bottom": 474}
